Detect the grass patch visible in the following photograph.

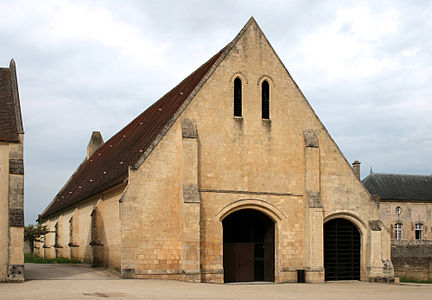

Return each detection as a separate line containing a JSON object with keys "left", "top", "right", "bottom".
{"left": 24, "top": 253, "right": 81, "bottom": 264}
{"left": 399, "top": 276, "right": 432, "bottom": 284}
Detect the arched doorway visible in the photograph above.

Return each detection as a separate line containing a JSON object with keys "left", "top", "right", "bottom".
{"left": 222, "top": 209, "right": 275, "bottom": 282}
{"left": 324, "top": 218, "right": 360, "bottom": 281}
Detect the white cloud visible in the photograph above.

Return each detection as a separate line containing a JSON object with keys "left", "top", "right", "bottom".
{"left": 402, "top": 47, "right": 420, "bottom": 58}
{"left": 1, "top": 1, "right": 167, "bottom": 67}
{"left": 291, "top": 5, "right": 399, "bottom": 82}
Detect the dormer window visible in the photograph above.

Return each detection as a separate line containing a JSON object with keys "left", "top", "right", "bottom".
{"left": 234, "top": 77, "right": 242, "bottom": 117}
{"left": 262, "top": 80, "right": 270, "bottom": 119}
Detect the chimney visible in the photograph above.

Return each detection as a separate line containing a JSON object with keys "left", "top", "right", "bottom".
{"left": 87, "top": 131, "right": 104, "bottom": 159}
{"left": 352, "top": 160, "right": 361, "bottom": 179}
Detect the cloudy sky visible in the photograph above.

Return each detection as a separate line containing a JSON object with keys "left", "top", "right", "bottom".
{"left": 1, "top": 0, "right": 431, "bottom": 224}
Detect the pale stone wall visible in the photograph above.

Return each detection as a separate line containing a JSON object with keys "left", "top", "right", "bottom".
{"left": 43, "top": 219, "right": 56, "bottom": 258}
{"left": 39, "top": 184, "right": 123, "bottom": 271}
{"left": 119, "top": 21, "right": 391, "bottom": 283}
{"left": 380, "top": 201, "right": 432, "bottom": 240}
{"left": 380, "top": 201, "right": 432, "bottom": 280}
{"left": 57, "top": 209, "right": 73, "bottom": 258}
{"left": 38, "top": 20, "right": 391, "bottom": 283}
{"left": 0, "top": 143, "right": 9, "bottom": 281}
{"left": 0, "top": 135, "right": 24, "bottom": 282}
{"left": 69, "top": 208, "right": 79, "bottom": 259}
{"left": 8, "top": 135, "right": 24, "bottom": 282}
{"left": 101, "top": 186, "right": 122, "bottom": 271}
{"left": 121, "top": 121, "right": 183, "bottom": 279}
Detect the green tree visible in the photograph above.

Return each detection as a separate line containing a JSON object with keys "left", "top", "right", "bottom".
{"left": 24, "top": 224, "right": 48, "bottom": 259}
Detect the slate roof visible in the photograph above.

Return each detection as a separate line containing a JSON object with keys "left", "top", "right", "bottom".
{"left": 362, "top": 173, "right": 432, "bottom": 201}
{"left": 0, "top": 61, "right": 22, "bottom": 142}
{"left": 40, "top": 45, "right": 227, "bottom": 218}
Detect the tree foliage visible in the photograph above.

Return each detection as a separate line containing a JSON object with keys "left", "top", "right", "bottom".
{"left": 24, "top": 224, "right": 48, "bottom": 258}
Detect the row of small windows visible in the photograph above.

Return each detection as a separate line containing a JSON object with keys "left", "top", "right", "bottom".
{"left": 233, "top": 77, "right": 270, "bottom": 119}
{"left": 394, "top": 223, "right": 424, "bottom": 240}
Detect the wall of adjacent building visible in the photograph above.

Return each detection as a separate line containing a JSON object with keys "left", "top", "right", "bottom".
{"left": 0, "top": 143, "right": 9, "bottom": 281}
{"left": 391, "top": 240, "right": 432, "bottom": 281}
{"left": 0, "top": 135, "right": 24, "bottom": 282}
{"left": 380, "top": 201, "right": 432, "bottom": 281}
{"left": 380, "top": 201, "right": 432, "bottom": 240}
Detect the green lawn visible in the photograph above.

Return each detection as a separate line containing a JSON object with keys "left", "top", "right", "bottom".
{"left": 399, "top": 276, "right": 432, "bottom": 284}
{"left": 24, "top": 253, "right": 81, "bottom": 264}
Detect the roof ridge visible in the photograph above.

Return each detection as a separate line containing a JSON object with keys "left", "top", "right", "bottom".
{"left": 0, "top": 62, "right": 21, "bottom": 142}
{"left": 9, "top": 59, "right": 24, "bottom": 134}
{"left": 369, "top": 172, "right": 432, "bottom": 177}
{"left": 41, "top": 36, "right": 230, "bottom": 218}
{"left": 40, "top": 17, "right": 299, "bottom": 218}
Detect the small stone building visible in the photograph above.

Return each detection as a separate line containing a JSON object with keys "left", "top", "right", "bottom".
{"left": 37, "top": 18, "right": 393, "bottom": 283}
{"left": 363, "top": 172, "right": 432, "bottom": 281}
{"left": 0, "top": 60, "right": 24, "bottom": 282}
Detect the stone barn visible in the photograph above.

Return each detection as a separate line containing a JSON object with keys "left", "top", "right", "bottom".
{"left": 37, "top": 18, "right": 393, "bottom": 283}
{"left": 0, "top": 60, "right": 24, "bottom": 282}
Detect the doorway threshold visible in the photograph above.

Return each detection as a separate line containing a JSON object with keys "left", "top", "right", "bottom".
{"left": 226, "top": 281, "right": 275, "bottom": 285}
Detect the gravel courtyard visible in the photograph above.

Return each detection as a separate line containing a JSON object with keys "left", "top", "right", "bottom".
{"left": 0, "top": 264, "right": 431, "bottom": 299}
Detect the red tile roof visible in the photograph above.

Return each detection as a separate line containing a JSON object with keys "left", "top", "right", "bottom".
{"left": 0, "top": 67, "right": 20, "bottom": 142}
{"left": 41, "top": 46, "right": 227, "bottom": 218}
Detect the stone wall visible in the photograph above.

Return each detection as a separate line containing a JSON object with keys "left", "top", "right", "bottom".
{"left": 0, "top": 143, "right": 9, "bottom": 281}
{"left": 392, "top": 240, "right": 432, "bottom": 281}
{"left": 0, "top": 134, "right": 24, "bottom": 282}
{"left": 120, "top": 20, "right": 392, "bottom": 283}
{"left": 380, "top": 201, "right": 432, "bottom": 240}
{"left": 37, "top": 19, "right": 392, "bottom": 283}
{"left": 37, "top": 184, "right": 124, "bottom": 271}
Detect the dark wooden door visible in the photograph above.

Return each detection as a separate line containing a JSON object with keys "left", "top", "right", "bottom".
{"left": 324, "top": 218, "right": 360, "bottom": 281}
{"left": 223, "top": 209, "right": 275, "bottom": 282}
{"left": 223, "top": 243, "right": 254, "bottom": 282}
{"left": 264, "top": 224, "right": 275, "bottom": 281}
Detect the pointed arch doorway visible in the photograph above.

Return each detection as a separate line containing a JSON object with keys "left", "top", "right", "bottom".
{"left": 222, "top": 209, "right": 275, "bottom": 282}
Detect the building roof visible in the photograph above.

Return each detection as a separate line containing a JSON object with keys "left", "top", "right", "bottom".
{"left": 40, "top": 41, "right": 228, "bottom": 218}
{"left": 0, "top": 60, "right": 23, "bottom": 142}
{"left": 362, "top": 173, "right": 432, "bottom": 201}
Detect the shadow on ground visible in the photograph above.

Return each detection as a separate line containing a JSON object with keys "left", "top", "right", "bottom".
{"left": 24, "top": 263, "right": 120, "bottom": 280}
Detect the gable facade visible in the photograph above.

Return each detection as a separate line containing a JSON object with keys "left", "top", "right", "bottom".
{"left": 37, "top": 18, "right": 393, "bottom": 283}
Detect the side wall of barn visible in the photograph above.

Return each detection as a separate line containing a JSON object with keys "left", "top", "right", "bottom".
{"left": 37, "top": 184, "right": 124, "bottom": 271}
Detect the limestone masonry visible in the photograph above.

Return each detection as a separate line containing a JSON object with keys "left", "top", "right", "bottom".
{"left": 36, "top": 18, "right": 394, "bottom": 283}
{"left": 0, "top": 59, "right": 24, "bottom": 282}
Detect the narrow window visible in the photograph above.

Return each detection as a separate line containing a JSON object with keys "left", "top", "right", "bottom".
{"left": 54, "top": 222, "right": 59, "bottom": 246}
{"left": 395, "top": 206, "right": 401, "bottom": 215}
{"left": 262, "top": 80, "right": 270, "bottom": 119}
{"left": 395, "top": 223, "right": 402, "bottom": 240}
{"left": 415, "top": 223, "right": 423, "bottom": 240}
{"left": 234, "top": 78, "right": 242, "bottom": 117}
{"left": 69, "top": 217, "right": 74, "bottom": 246}
{"left": 91, "top": 209, "right": 97, "bottom": 243}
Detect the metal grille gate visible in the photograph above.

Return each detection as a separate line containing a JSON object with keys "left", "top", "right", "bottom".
{"left": 324, "top": 218, "right": 360, "bottom": 281}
